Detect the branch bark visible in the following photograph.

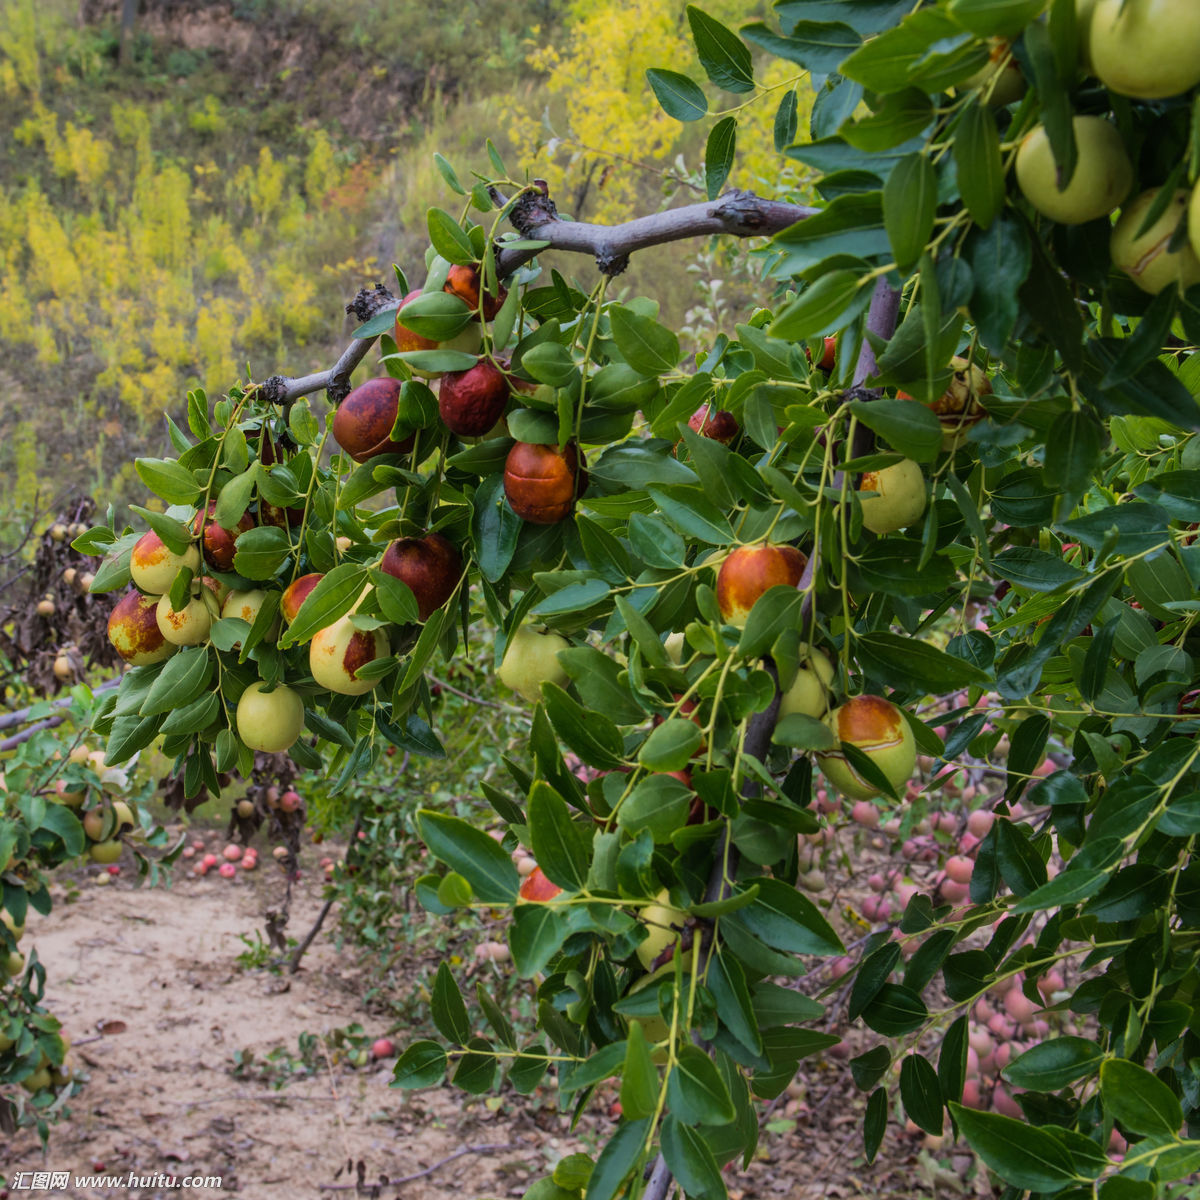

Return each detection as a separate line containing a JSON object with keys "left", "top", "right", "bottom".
{"left": 260, "top": 187, "right": 816, "bottom": 404}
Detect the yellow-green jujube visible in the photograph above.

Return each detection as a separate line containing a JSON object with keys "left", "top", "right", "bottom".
{"left": 817, "top": 695, "right": 917, "bottom": 802}
{"left": 858, "top": 459, "right": 928, "bottom": 535}
{"left": 1187, "top": 179, "right": 1200, "bottom": 263}
{"left": 236, "top": 682, "right": 306, "bottom": 753}
{"left": 497, "top": 628, "right": 570, "bottom": 704}
{"left": 1076, "top": 0, "right": 1098, "bottom": 72}
{"left": 1112, "top": 189, "right": 1200, "bottom": 295}
{"left": 1089, "top": 0, "right": 1200, "bottom": 99}
{"left": 1015, "top": 117, "right": 1132, "bottom": 226}
{"left": 636, "top": 889, "right": 687, "bottom": 971}
{"left": 778, "top": 646, "right": 836, "bottom": 720}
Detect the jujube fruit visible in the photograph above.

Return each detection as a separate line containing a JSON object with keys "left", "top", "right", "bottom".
{"left": 236, "top": 682, "right": 306, "bottom": 753}
{"left": 380, "top": 532, "right": 462, "bottom": 621}
{"left": 129, "top": 531, "right": 200, "bottom": 594}
{"left": 858, "top": 459, "right": 927, "bottom": 535}
{"left": 1112, "top": 188, "right": 1200, "bottom": 295}
{"left": 108, "top": 591, "right": 176, "bottom": 665}
{"left": 504, "top": 441, "right": 585, "bottom": 524}
{"left": 715, "top": 543, "right": 806, "bottom": 627}
{"left": 1015, "top": 117, "right": 1132, "bottom": 225}
{"left": 1088, "top": 0, "right": 1200, "bottom": 99}
{"left": 332, "top": 378, "right": 416, "bottom": 464}
{"left": 309, "top": 616, "right": 390, "bottom": 695}
{"left": 817, "top": 695, "right": 917, "bottom": 802}
{"left": 438, "top": 359, "right": 509, "bottom": 437}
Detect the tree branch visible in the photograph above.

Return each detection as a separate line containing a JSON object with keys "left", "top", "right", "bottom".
{"left": 494, "top": 182, "right": 818, "bottom": 277}
{"left": 257, "top": 186, "right": 816, "bottom": 404}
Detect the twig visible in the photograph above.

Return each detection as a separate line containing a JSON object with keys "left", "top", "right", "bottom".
{"left": 0, "top": 716, "right": 65, "bottom": 752}
{"left": 288, "top": 812, "right": 363, "bottom": 974}
{"left": 0, "top": 676, "right": 120, "bottom": 732}
{"left": 316, "top": 1141, "right": 527, "bottom": 1192}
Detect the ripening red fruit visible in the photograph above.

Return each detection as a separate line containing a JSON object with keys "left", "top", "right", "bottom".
{"left": 715, "top": 544, "right": 806, "bottom": 627}
{"left": 518, "top": 866, "right": 563, "bottom": 902}
{"left": 107, "top": 590, "right": 176, "bottom": 666}
{"left": 192, "top": 500, "right": 255, "bottom": 571}
{"left": 438, "top": 359, "right": 509, "bottom": 436}
{"left": 379, "top": 533, "right": 463, "bottom": 621}
{"left": 443, "top": 263, "right": 507, "bottom": 321}
{"left": 818, "top": 336, "right": 836, "bottom": 370}
{"left": 504, "top": 441, "right": 586, "bottom": 524}
{"left": 281, "top": 573, "right": 324, "bottom": 625}
{"left": 332, "top": 378, "right": 415, "bottom": 464}
{"left": 687, "top": 404, "right": 739, "bottom": 444}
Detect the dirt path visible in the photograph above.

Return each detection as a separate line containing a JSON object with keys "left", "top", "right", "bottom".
{"left": 2, "top": 861, "right": 565, "bottom": 1199}
{"left": 2, "top": 849, "right": 988, "bottom": 1199}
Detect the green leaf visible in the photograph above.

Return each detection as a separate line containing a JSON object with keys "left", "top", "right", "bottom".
{"left": 948, "top": 1103, "right": 1078, "bottom": 1192}
{"left": 1003, "top": 1038, "right": 1105, "bottom": 1091}
{"left": 38, "top": 805, "right": 84, "bottom": 857}
{"left": 426, "top": 208, "right": 476, "bottom": 265}
{"left": 966, "top": 212, "right": 1031, "bottom": 353}
{"left": 416, "top": 811, "right": 520, "bottom": 904}
{"left": 610, "top": 306, "right": 680, "bottom": 376}
{"left": 848, "top": 399, "right": 942, "bottom": 461}
{"left": 737, "top": 587, "right": 802, "bottom": 659}
{"left": 731, "top": 878, "right": 843, "bottom": 957}
{"left": 882, "top": 153, "right": 936, "bottom": 270}
{"left": 1044, "top": 410, "right": 1102, "bottom": 496}
{"left": 278, "top": 564, "right": 368, "bottom": 648}
{"left": 134, "top": 458, "right": 201, "bottom": 506}
{"left": 1100, "top": 1059, "right": 1183, "bottom": 1137}
{"left": 899, "top": 1053, "right": 943, "bottom": 1135}
{"left": 855, "top": 632, "right": 990, "bottom": 690}
{"left": 741, "top": 20, "right": 860, "bottom": 75}
{"left": 509, "top": 904, "right": 569, "bottom": 978}
{"left": 638, "top": 720, "right": 703, "bottom": 773}
{"left": 864, "top": 1088, "right": 887, "bottom": 1162}
{"left": 705, "top": 117, "right": 737, "bottom": 200}
{"left": 391, "top": 290, "right": 474, "bottom": 341}
{"left": 668, "top": 1044, "right": 737, "bottom": 1125}
{"left": 948, "top": 0, "right": 1048, "bottom": 39}
{"left": 768, "top": 269, "right": 866, "bottom": 341}
{"left": 619, "top": 1022, "right": 659, "bottom": 1120}
{"left": 842, "top": 88, "right": 933, "bottom": 152}
{"left": 774, "top": 88, "right": 798, "bottom": 150}
{"left": 391, "top": 1041, "right": 446, "bottom": 1089}
{"left": 431, "top": 962, "right": 470, "bottom": 1044}
{"left": 393, "top": 348, "right": 479, "bottom": 374}
{"left": 140, "top": 648, "right": 213, "bottom": 717}
{"left": 528, "top": 779, "right": 593, "bottom": 891}
{"left": 955, "top": 101, "right": 1004, "bottom": 230}
{"left": 214, "top": 466, "right": 257, "bottom": 529}
{"left": 232, "top": 525, "right": 290, "bottom": 581}
{"left": 687, "top": 5, "right": 754, "bottom": 93}
{"left": 645, "top": 69, "right": 708, "bottom": 121}
{"left": 660, "top": 1114, "right": 727, "bottom": 1198}
{"left": 585, "top": 1118, "right": 650, "bottom": 1200}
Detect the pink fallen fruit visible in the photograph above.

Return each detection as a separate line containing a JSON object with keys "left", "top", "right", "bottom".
{"left": 191, "top": 839, "right": 206, "bottom": 852}
{"left": 107, "top": 865, "right": 120, "bottom": 877}
{"left": 202, "top": 854, "right": 219, "bottom": 869}
{"left": 193, "top": 863, "right": 207, "bottom": 877}
{"left": 850, "top": 800, "right": 879, "bottom": 828}
{"left": 218, "top": 862, "right": 237, "bottom": 879}
{"left": 959, "top": 832, "right": 981, "bottom": 854}
{"left": 945, "top": 856, "right": 975, "bottom": 885}
{"left": 240, "top": 857, "right": 257, "bottom": 872}
{"left": 371, "top": 1037, "right": 396, "bottom": 1059}
{"left": 222, "top": 844, "right": 241, "bottom": 862}
{"left": 1004, "top": 986, "right": 1037, "bottom": 1024}
{"left": 867, "top": 872, "right": 887, "bottom": 893}
{"left": 993, "top": 1087, "right": 1023, "bottom": 1119}
{"left": 181, "top": 847, "right": 195, "bottom": 860}
{"left": 280, "top": 790, "right": 301, "bottom": 813}
{"left": 962, "top": 1079, "right": 984, "bottom": 1109}
{"left": 941, "top": 879, "right": 970, "bottom": 903}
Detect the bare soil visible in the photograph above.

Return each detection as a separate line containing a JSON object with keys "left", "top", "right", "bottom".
{"left": 2, "top": 842, "right": 992, "bottom": 1200}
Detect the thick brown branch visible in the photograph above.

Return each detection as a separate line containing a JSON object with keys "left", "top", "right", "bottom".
{"left": 496, "top": 182, "right": 818, "bottom": 277}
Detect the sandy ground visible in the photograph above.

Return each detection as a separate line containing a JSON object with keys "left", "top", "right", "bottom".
{"left": 2, "top": 849, "right": 992, "bottom": 1200}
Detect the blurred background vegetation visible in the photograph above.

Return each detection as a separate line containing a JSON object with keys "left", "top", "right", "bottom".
{"left": 0, "top": 0, "right": 808, "bottom": 551}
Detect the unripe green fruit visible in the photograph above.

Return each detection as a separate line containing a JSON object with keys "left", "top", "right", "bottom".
{"left": 3, "top": 950, "right": 25, "bottom": 978}
{"left": 21, "top": 1067, "right": 52, "bottom": 1092}
{"left": 89, "top": 839, "right": 123, "bottom": 864}
{"left": 958, "top": 39, "right": 1025, "bottom": 106}
{"left": 498, "top": 628, "right": 570, "bottom": 704}
{"left": 1112, "top": 189, "right": 1200, "bottom": 295}
{"left": 664, "top": 632, "right": 687, "bottom": 665}
{"left": 778, "top": 646, "right": 835, "bottom": 719}
{"left": 636, "top": 889, "right": 687, "bottom": 971}
{"left": 817, "top": 695, "right": 916, "bottom": 801}
{"left": 1, "top": 909, "right": 24, "bottom": 942}
{"left": 1015, "top": 117, "right": 1132, "bottom": 225}
{"left": 1076, "top": 0, "right": 1098, "bottom": 72}
{"left": 222, "top": 590, "right": 280, "bottom": 641}
{"left": 858, "top": 459, "right": 927, "bottom": 535}
{"left": 1089, "top": 0, "right": 1200, "bottom": 99}
{"left": 1187, "top": 179, "right": 1200, "bottom": 263}
{"left": 237, "top": 682, "right": 306, "bottom": 752}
